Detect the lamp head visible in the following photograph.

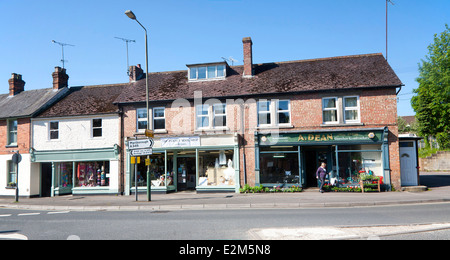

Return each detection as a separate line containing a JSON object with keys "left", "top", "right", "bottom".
{"left": 125, "top": 10, "right": 137, "bottom": 20}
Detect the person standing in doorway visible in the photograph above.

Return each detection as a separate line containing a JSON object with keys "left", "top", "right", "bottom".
{"left": 316, "top": 162, "right": 327, "bottom": 193}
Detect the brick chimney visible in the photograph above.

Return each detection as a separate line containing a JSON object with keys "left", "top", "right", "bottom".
{"left": 8, "top": 73, "right": 25, "bottom": 97}
{"left": 129, "top": 64, "right": 144, "bottom": 82}
{"left": 242, "top": 37, "right": 254, "bottom": 78}
{"left": 52, "top": 66, "right": 69, "bottom": 90}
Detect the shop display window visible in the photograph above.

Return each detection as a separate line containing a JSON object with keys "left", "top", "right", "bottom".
{"left": 198, "top": 150, "right": 235, "bottom": 186}
{"left": 260, "top": 149, "right": 300, "bottom": 184}
{"left": 132, "top": 153, "right": 174, "bottom": 188}
{"left": 335, "top": 145, "right": 382, "bottom": 187}
{"left": 56, "top": 162, "right": 73, "bottom": 189}
{"left": 75, "top": 161, "right": 110, "bottom": 187}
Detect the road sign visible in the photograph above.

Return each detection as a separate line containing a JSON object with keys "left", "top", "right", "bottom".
{"left": 131, "top": 148, "right": 153, "bottom": 156}
{"left": 128, "top": 138, "right": 153, "bottom": 150}
{"left": 145, "top": 129, "right": 154, "bottom": 138}
{"left": 12, "top": 153, "right": 22, "bottom": 164}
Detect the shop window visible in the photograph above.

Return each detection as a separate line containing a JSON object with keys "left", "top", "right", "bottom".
{"left": 260, "top": 150, "right": 300, "bottom": 184}
{"left": 336, "top": 145, "right": 382, "bottom": 187}
{"left": 198, "top": 150, "right": 235, "bottom": 186}
{"left": 92, "top": 119, "right": 102, "bottom": 137}
{"left": 132, "top": 153, "right": 174, "bottom": 188}
{"left": 49, "top": 121, "right": 59, "bottom": 140}
{"left": 344, "top": 96, "right": 360, "bottom": 123}
{"left": 153, "top": 107, "right": 165, "bottom": 130}
{"left": 322, "top": 97, "right": 338, "bottom": 124}
{"left": 56, "top": 162, "right": 73, "bottom": 189}
{"left": 7, "top": 119, "right": 17, "bottom": 145}
{"left": 75, "top": 161, "right": 110, "bottom": 187}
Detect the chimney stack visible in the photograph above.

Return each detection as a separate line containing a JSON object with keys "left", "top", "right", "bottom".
{"left": 8, "top": 73, "right": 25, "bottom": 97}
{"left": 242, "top": 37, "right": 254, "bottom": 78}
{"left": 52, "top": 66, "right": 69, "bottom": 90}
{"left": 129, "top": 64, "right": 144, "bottom": 82}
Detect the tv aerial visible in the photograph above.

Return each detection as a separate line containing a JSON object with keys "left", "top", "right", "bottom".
{"left": 221, "top": 56, "right": 238, "bottom": 66}
{"left": 52, "top": 40, "right": 75, "bottom": 69}
{"left": 115, "top": 37, "right": 136, "bottom": 76}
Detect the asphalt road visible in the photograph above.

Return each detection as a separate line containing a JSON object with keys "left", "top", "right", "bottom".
{"left": 1, "top": 202, "right": 450, "bottom": 240}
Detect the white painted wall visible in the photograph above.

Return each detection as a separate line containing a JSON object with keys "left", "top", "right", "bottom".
{"left": 0, "top": 154, "right": 39, "bottom": 197}
{"left": 32, "top": 115, "right": 119, "bottom": 151}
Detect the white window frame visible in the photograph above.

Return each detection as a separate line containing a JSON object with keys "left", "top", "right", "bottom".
{"left": 213, "top": 103, "right": 227, "bottom": 128}
{"left": 322, "top": 97, "right": 339, "bottom": 124}
{"left": 257, "top": 100, "right": 272, "bottom": 127}
{"left": 92, "top": 118, "right": 102, "bottom": 138}
{"left": 189, "top": 64, "right": 226, "bottom": 81}
{"left": 49, "top": 121, "right": 59, "bottom": 140}
{"left": 276, "top": 100, "right": 291, "bottom": 126}
{"left": 343, "top": 96, "right": 360, "bottom": 123}
{"left": 153, "top": 107, "right": 166, "bottom": 130}
{"left": 7, "top": 119, "right": 18, "bottom": 145}
{"left": 257, "top": 100, "right": 292, "bottom": 127}
{"left": 196, "top": 104, "right": 210, "bottom": 130}
{"left": 195, "top": 103, "right": 228, "bottom": 130}
{"left": 136, "top": 108, "right": 148, "bottom": 132}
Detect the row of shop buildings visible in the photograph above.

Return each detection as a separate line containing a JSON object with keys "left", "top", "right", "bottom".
{"left": 0, "top": 37, "right": 408, "bottom": 198}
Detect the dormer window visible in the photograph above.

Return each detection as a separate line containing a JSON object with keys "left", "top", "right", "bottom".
{"left": 188, "top": 62, "right": 227, "bottom": 81}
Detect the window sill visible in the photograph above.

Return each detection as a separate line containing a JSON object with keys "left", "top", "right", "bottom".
{"left": 5, "top": 144, "right": 18, "bottom": 148}
{"left": 5, "top": 186, "right": 17, "bottom": 190}
{"left": 194, "top": 127, "right": 230, "bottom": 134}
{"left": 320, "top": 123, "right": 364, "bottom": 127}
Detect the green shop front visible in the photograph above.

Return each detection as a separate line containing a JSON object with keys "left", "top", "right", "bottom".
{"left": 30, "top": 146, "right": 120, "bottom": 196}
{"left": 125, "top": 134, "right": 240, "bottom": 195}
{"left": 255, "top": 128, "right": 391, "bottom": 190}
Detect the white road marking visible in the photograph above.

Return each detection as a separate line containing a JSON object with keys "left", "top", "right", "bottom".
{"left": 0, "top": 233, "right": 28, "bottom": 240}
{"left": 47, "top": 211, "right": 70, "bottom": 215}
{"left": 18, "top": 213, "right": 40, "bottom": 216}
{"left": 0, "top": 214, "right": 12, "bottom": 218}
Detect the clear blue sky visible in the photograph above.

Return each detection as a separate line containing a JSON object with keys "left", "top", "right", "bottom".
{"left": 1, "top": 0, "right": 448, "bottom": 116}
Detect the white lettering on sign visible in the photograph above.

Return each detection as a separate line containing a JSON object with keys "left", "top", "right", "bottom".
{"left": 128, "top": 139, "right": 153, "bottom": 150}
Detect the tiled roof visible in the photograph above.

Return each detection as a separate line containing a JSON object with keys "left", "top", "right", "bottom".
{"left": 114, "top": 53, "right": 403, "bottom": 104}
{"left": 0, "top": 88, "right": 69, "bottom": 119}
{"left": 37, "top": 83, "right": 128, "bottom": 118}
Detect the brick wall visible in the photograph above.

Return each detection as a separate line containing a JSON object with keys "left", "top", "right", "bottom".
{"left": 0, "top": 118, "right": 31, "bottom": 155}
{"left": 120, "top": 87, "right": 400, "bottom": 190}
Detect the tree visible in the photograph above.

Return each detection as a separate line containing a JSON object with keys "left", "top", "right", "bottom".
{"left": 412, "top": 24, "right": 450, "bottom": 149}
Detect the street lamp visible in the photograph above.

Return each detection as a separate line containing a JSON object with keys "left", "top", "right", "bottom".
{"left": 125, "top": 10, "right": 151, "bottom": 201}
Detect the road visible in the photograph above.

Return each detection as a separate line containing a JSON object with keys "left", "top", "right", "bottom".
{"left": 1, "top": 203, "right": 450, "bottom": 240}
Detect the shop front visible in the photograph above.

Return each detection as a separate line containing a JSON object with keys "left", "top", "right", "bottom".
{"left": 30, "top": 146, "right": 120, "bottom": 196}
{"left": 255, "top": 128, "right": 391, "bottom": 190}
{"left": 126, "top": 134, "right": 240, "bottom": 195}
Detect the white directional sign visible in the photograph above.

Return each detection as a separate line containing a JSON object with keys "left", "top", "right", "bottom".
{"left": 131, "top": 148, "right": 153, "bottom": 156}
{"left": 128, "top": 138, "right": 154, "bottom": 150}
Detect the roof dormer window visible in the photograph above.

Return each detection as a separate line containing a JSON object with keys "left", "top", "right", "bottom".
{"left": 188, "top": 62, "right": 227, "bottom": 81}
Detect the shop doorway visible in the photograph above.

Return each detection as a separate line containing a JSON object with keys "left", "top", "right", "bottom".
{"left": 177, "top": 157, "right": 196, "bottom": 191}
{"left": 41, "top": 163, "right": 52, "bottom": 197}
{"left": 302, "top": 147, "right": 334, "bottom": 188}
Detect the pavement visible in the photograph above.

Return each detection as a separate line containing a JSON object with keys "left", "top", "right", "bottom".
{"left": 1, "top": 172, "right": 449, "bottom": 212}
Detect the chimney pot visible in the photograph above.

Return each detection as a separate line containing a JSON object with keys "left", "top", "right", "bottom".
{"left": 52, "top": 66, "right": 69, "bottom": 90}
{"left": 242, "top": 37, "right": 254, "bottom": 78}
{"left": 8, "top": 73, "right": 25, "bottom": 96}
{"left": 129, "top": 65, "right": 144, "bottom": 82}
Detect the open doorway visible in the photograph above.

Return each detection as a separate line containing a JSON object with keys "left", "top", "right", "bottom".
{"left": 41, "top": 163, "right": 52, "bottom": 197}
{"left": 302, "top": 146, "right": 334, "bottom": 188}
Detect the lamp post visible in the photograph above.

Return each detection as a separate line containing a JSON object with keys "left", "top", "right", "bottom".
{"left": 125, "top": 10, "right": 151, "bottom": 201}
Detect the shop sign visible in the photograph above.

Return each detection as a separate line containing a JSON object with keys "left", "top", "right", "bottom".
{"left": 260, "top": 131, "right": 382, "bottom": 145}
{"left": 161, "top": 136, "right": 201, "bottom": 148}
